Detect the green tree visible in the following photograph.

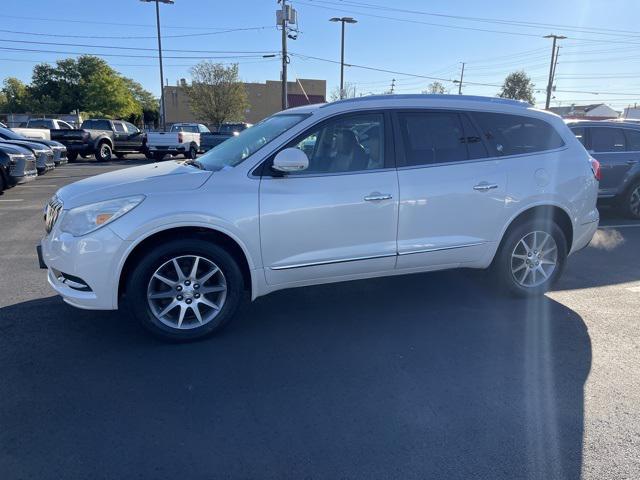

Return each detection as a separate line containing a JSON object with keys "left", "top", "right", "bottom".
{"left": 498, "top": 70, "right": 535, "bottom": 104}
{"left": 122, "top": 77, "right": 159, "bottom": 127}
{"left": 185, "top": 62, "right": 248, "bottom": 127}
{"left": 1, "top": 78, "right": 30, "bottom": 113}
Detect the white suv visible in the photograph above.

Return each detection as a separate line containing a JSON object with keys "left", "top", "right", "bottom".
{"left": 39, "top": 95, "right": 600, "bottom": 341}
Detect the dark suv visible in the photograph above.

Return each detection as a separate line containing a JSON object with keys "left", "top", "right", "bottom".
{"left": 568, "top": 121, "right": 640, "bottom": 218}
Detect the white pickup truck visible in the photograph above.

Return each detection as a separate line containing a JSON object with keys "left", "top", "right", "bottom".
{"left": 145, "top": 123, "right": 210, "bottom": 161}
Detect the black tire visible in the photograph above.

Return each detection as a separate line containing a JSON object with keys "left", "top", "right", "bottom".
{"left": 67, "top": 152, "right": 78, "bottom": 162}
{"left": 491, "top": 218, "right": 567, "bottom": 297}
{"left": 95, "top": 142, "right": 112, "bottom": 162}
{"left": 621, "top": 180, "right": 640, "bottom": 220}
{"left": 125, "top": 238, "right": 244, "bottom": 341}
{"left": 144, "top": 150, "right": 154, "bottom": 160}
{"left": 185, "top": 144, "right": 198, "bottom": 160}
{"left": 115, "top": 152, "right": 126, "bottom": 160}
{"left": 153, "top": 152, "right": 166, "bottom": 161}
{"left": 0, "top": 171, "right": 7, "bottom": 193}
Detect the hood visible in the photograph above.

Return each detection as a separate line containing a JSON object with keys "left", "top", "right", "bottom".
{"left": 20, "top": 138, "right": 64, "bottom": 149}
{"left": 1, "top": 139, "right": 50, "bottom": 152}
{"left": 57, "top": 160, "right": 213, "bottom": 208}
{"left": 0, "top": 142, "right": 34, "bottom": 156}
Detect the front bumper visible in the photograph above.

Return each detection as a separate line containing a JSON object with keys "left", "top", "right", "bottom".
{"left": 40, "top": 223, "right": 129, "bottom": 310}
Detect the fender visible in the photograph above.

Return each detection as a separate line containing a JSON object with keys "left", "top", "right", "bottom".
{"left": 93, "top": 135, "right": 113, "bottom": 150}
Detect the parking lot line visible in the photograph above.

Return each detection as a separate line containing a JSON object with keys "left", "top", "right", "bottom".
{"left": 600, "top": 224, "right": 640, "bottom": 229}
{"left": 19, "top": 184, "right": 58, "bottom": 188}
{"left": 0, "top": 199, "right": 24, "bottom": 202}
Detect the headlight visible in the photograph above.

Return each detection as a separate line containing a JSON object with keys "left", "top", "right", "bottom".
{"left": 59, "top": 195, "right": 145, "bottom": 237}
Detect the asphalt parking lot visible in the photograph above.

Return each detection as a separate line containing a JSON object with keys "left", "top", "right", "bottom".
{"left": 1, "top": 158, "right": 639, "bottom": 480}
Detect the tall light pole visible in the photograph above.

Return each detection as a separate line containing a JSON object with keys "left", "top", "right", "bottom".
{"left": 457, "top": 62, "right": 465, "bottom": 95}
{"left": 544, "top": 34, "right": 566, "bottom": 110}
{"left": 330, "top": 17, "right": 357, "bottom": 99}
{"left": 141, "top": 0, "right": 174, "bottom": 131}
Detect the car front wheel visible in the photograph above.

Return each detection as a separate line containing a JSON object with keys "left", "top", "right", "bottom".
{"left": 126, "top": 239, "right": 243, "bottom": 341}
{"left": 623, "top": 180, "right": 640, "bottom": 219}
{"left": 492, "top": 219, "right": 567, "bottom": 297}
{"left": 95, "top": 142, "right": 112, "bottom": 162}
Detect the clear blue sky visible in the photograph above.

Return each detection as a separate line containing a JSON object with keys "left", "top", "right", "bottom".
{"left": 2, "top": 0, "right": 639, "bottom": 110}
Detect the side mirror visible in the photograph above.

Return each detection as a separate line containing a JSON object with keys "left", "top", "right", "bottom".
{"left": 272, "top": 148, "right": 309, "bottom": 173}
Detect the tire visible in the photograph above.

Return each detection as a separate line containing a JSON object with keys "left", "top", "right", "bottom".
{"left": 67, "top": 152, "right": 78, "bottom": 162}
{"left": 153, "top": 152, "right": 166, "bottom": 161}
{"left": 185, "top": 144, "right": 198, "bottom": 160}
{"left": 126, "top": 238, "right": 244, "bottom": 341}
{"left": 144, "top": 150, "right": 154, "bottom": 160}
{"left": 621, "top": 180, "right": 640, "bottom": 220}
{"left": 95, "top": 142, "right": 112, "bottom": 162}
{"left": 115, "top": 152, "right": 126, "bottom": 160}
{"left": 491, "top": 218, "right": 567, "bottom": 297}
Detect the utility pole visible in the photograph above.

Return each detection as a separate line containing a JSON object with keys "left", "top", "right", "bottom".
{"left": 330, "top": 17, "right": 358, "bottom": 99}
{"left": 141, "top": 0, "right": 174, "bottom": 131}
{"left": 280, "top": 0, "right": 288, "bottom": 110}
{"left": 390, "top": 78, "right": 396, "bottom": 94}
{"left": 458, "top": 62, "right": 465, "bottom": 95}
{"left": 544, "top": 34, "right": 566, "bottom": 110}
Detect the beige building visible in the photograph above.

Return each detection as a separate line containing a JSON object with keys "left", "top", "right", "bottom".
{"left": 164, "top": 79, "right": 326, "bottom": 126}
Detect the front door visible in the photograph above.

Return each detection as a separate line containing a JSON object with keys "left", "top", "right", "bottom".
{"left": 394, "top": 110, "right": 507, "bottom": 269}
{"left": 589, "top": 126, "right": 633, "bottom": 196}
{"left": 259, "top": 112, "right": 399, "bottom": 286}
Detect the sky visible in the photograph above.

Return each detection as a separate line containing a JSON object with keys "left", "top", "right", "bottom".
{"left": 1, "top": 0, "right": 640, "bottom": 111}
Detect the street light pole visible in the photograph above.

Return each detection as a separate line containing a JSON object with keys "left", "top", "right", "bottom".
{"left": 330, "top": 17, "right": 357, "bottom": 99}
{"left": 141, "top": 0, "right": 174, "bottom": 131}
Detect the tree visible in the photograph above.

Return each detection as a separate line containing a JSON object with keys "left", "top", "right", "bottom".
{"left": 329, "top": 82, "right": 357, "bottom": 101}
{"left": 1, "top": 78, "right": 30, "bottom": 113}
{"left": 498, "top": 70, "right": 535, "bottom": 104}
{"left": 122, "top": 77, "right": 159, "bottom": 126}
{"left": 422, "top": 81, "right": 448, "bottom": 95}
{"left": 185, "top": 62, "right": 248, "bottom": 127}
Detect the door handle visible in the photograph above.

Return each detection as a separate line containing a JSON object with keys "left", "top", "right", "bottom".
{"left": 364, "top": 193, "right": 393, "bottom": 201}
{"left": 473, "top": 183, "right": 499, "bottom": 192}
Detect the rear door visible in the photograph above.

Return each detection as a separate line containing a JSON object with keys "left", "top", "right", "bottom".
{"left": 112, "top": 121, "right": 128, "bottom": 149}
{"left": 259, "top": 111, "right": 399, "bottom": 285}
{"left": 589, "top": 126, "right": 630, "bottom": 195}
{"left": 394, "top": 109, "right": 507, "bottom": 269}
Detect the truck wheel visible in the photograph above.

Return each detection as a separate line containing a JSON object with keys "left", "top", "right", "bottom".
{"left": 144, "top": 150, "right": 154, "bottom": 160}
{"left": 186, "top": 145, "right": 198, "bottom": 160}
{"left": 95, "top": 142, "right": 112, "bottom": 162}
{"left": 115, "top": 153, "right": 126, "bottom": 160}
{"left": 125, "top": 238, "right": 244, "bottom": 341}
{"left": 67, "top": 152, "right": 78, "bottom": 162}
{"left": 153, "top": 152, "right": 166, "bottom": 161}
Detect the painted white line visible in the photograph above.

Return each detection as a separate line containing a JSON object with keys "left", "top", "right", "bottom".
{"left": 0, "top": 199, "right": 24, "bottom": 202}
{"left": 19, "top": 184, "right": 58, "bottom": 188}
{"left": 626, "top": 286, "right": 640, "bottom": 293}
{"left": 599, "top": 224, "right": 640, "bottom": 229}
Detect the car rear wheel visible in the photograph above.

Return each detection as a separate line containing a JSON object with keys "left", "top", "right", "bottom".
{"left": 185, "top": 145, "right": 198, "bottom": 160}
{"left": 492, "top": 218, "right": 567, "bottom": 297}
{"left": 153, "top": 152, "right": 166, "bottom": 161}
{"left": 126, "top": 239, "right": 243, "bottom": 341}
{"left": 95, "top": 142, "right": 112, "bottom": 162}
{"left": 67, "top": 152, "right": 78, "bottom": 162}
{"left": 622, "top": 180, "right": 640, "bottom": 219}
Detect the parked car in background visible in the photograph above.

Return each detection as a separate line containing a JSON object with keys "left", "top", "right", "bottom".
{"left": 200, "top": 122, "right": 252, "bottom": 153}
{"left": 146, "top": 123, "right": 209, "bottom": 160}
{"left": 567, "top": 120, "right": 640, "bottom": 219}
{"left": 26, "top": 118, "right": 75, "bottom": 130}
{"left": 39, "top": 95, "right": 599, "bottom": 341}
{"left": 0, "top": 127, "right": 55, "bottom": 174}
{"left": 0, "top": 126, "right": 67, "bottom": 166}
{"left": 0, "top": 143, "right": 38, "bottom": 191}
{"left": 51, "top": 119, "right": 147, "bottom": 162}
{"left": 11, "top": 127, "right": 51, "bottom": 140}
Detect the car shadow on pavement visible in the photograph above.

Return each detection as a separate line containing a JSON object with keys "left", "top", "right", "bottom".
{"left": 0, "top": 270, "right": 590, "bottom": 480}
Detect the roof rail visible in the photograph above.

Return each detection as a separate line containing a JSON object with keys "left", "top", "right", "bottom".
{"left": 321, "top": 94, "right": 530, "bottom": 108}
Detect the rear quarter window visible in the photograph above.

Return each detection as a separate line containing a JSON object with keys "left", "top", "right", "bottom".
{"left": 590, "top": 127, "right": 626, "bottom": 152}
{"left": 472, "top": 112, "right": 565, "bottom": 156}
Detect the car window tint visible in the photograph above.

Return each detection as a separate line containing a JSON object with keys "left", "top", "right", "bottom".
{"left": 124, "top": 122, "right": 138, "bottom": 134}
{"left": 59, "top": 121, "right": 73, "bottom": 129}
{"left": 398, "top": 112, "right": 466, "bottom": 165}
{"left": 29, "top": 120, "right": 47, "bottom": 128}
{"left": 113, "top": 122, "right": 126, "bottom": 133}
{"left": 472, "top": 112, "right": 564, "bottom": 156}
{"left": 591, "top": 127, "right": 626, "bottom": 152}
{"left": 624, "top": 129, "right": 640, "bottom": 151}
{"left": 460, "top": 114, "right": 489, "bottom": 159}
{"left": 570, "top": 126, "right": 587, "bottom": 147}
{"left": 287, "top": 113, "right": 385, "bottom": 174}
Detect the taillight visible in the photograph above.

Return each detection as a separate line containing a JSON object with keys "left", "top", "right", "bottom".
{"left": 178, "top": 132, "right": 183, "bottom": 143}
{"left": 590, "top": 157, "right": 601, "bottom": 181}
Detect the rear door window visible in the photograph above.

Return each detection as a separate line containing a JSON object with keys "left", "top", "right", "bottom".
{"left": 460, "top": 114, "right": 489, "bottom": 160}
{"left": 113, "top": 122, "right": 126, "bottom": 133}
{"left": 570, "top": 126, "right": 588, "bottom": 147}
{"left": 590, "top": 127, "right": 626, "bottom": 152}
{"left": 397, "top": 111, "right": 467, "bottom": 166}
{"left": 623, "top": 129, "right": 640, "bottom": 151}
{"left": 471, "top": 112, "right": 565, "bottom": 156}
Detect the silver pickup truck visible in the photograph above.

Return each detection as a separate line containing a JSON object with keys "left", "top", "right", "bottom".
{"left": 146, "top": 123, "right": 210, "bottom": 161}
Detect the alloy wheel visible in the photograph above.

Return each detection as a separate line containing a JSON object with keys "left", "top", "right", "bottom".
{"left": 630, "top": 185, "right": 640, "bottom": 218}
{"left": 146, "top": 255, "right": 227, "bottom": 329}
{"left": 510, "top": 230, "right": 558, "bottom": 288}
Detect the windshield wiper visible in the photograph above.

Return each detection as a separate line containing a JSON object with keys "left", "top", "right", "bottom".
{"left": 183, "top": 159, "right": 205, "bottom": 170}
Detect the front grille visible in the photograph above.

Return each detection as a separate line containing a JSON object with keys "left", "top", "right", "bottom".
{"left": 44, "top": 196, "right": 63, "bottom": 233}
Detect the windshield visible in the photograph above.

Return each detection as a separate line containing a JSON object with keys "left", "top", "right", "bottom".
{"left": 197, "top": 114, "right": 308, "bottom": 171}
